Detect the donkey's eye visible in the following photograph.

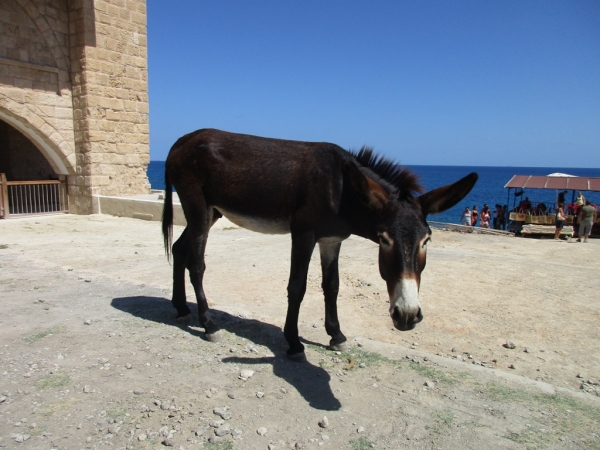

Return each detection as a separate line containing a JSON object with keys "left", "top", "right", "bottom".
{"left": 378, "top": 233, "right": 392, "bottom": 247}
{"left": 422, "top": 237, "right": 431, "bottom": 248}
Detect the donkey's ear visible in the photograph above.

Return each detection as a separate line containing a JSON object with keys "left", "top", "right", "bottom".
{"left": 345, "top": 162, "right": 389, "bottom": 210}
{"left": 418, "top": 172, "right": 478, "bottom": 216}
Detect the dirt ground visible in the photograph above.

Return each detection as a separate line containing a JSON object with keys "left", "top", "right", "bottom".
{"left": 0, "top": 214, "right": 598, "bottom": 450}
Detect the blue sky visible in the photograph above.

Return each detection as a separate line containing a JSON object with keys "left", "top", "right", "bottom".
{"left": 147, "top": 1, "right": 599, "bottom": 167}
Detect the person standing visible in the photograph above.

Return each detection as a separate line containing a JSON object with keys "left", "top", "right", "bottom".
{"left": 558, "top": 190, "right": 568, "bottom": 206}
{"left": 498, "top": 205, "right": 506, "bottom": 230}
{"left": 577, "top": 200, "right": 597, "bottom": 243}
{"left": 493, "top": 204, "right": 502, "bottom": 229}
{"left": 576, "top": 192, "right": 585, "bottom": 207}
{"left": 554, "top": 203, "right": 566, "bottom": 240}
{"left": 480, "top": 205, "right": 490, "bottom": 228}
{"left": 471, "top": 205, "right": 479, "bottom": 226}
{"left": 460, "top": 207, "right": 472, "bottom": 226}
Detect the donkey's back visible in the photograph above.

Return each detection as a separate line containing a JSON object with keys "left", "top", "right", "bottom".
{"left": 164, "top": 128, "right": 351, "bottom": 235}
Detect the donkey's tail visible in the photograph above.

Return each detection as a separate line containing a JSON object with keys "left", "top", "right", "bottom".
{"left": 162, "top": 169, "right": 174, "bottom": 261}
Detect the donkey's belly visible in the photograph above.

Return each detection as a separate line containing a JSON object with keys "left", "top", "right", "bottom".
{"left": 216, "top": 208, "right": 290, "bottom": 234}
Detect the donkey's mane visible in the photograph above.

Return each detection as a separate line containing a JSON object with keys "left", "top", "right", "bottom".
{"left": 350, "top": 146, "right": 423, "bottom": 199}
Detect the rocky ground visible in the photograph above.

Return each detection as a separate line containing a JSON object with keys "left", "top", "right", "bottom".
{"left": 0, "top": 214, "right": 598, "bottom": 450}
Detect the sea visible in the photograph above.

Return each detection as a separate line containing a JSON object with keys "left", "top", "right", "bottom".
{"left": 147, "top": 161, "right": 600, "bottom": 225}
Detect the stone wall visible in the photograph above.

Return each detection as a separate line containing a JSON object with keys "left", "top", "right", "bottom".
{"left": 0, "top": 0, "right": 150, "bottom": 214}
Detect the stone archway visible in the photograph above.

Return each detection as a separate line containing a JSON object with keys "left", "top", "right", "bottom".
{"left": 0, "top": 106, "right": 75, "bottom": 176}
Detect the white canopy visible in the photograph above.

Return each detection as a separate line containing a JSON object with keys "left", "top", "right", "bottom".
{"left": 547, "top": 173, "right": 576, "bottom": 177}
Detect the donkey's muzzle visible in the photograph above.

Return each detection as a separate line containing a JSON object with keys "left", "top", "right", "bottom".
{"left": 391, "top": 307, "right": 423, "bottom": 331}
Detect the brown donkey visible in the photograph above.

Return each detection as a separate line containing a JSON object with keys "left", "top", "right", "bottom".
{"left": 163, "top": 129, "right": 477, "bottom": 358}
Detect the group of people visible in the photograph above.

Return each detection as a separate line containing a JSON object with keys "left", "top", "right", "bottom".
{"left": 461, "top": 204, "right": 507, "bottom": 229}
{"left": 554, "top": 191, "right": 597, "bottom": 242}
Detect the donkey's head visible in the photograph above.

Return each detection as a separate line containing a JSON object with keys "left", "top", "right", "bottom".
{"left": 346, "top": 162, "right": 477, "bottom": 331}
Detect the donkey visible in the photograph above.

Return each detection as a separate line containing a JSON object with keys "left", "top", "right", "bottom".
{"left": 162, "top": 129, "right": 477, "bottom": 358}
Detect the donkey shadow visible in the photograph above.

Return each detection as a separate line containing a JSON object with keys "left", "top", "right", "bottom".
{"left": 111, "top": 296, "right": 341, "bottom": 411}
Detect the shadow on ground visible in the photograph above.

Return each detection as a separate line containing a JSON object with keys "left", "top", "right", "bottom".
{"left": 111, "top": 295, "right": 341, "bottom": 411}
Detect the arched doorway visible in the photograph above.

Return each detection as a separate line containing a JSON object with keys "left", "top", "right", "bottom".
{"left": 0, "top": 119, "right": 57, "bottom": 180}
{"left": 0, "top": 118, "right": 69, "bottom": 218}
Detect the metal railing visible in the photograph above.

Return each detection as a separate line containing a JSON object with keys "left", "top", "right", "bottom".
{"left": 0, "top": 173, "right": 68, "bottom": 219}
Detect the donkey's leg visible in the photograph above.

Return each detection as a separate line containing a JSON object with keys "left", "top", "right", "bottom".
{"left": 318, "top": 240, "right": 347, "bottom": 351}
{"left": 184, "top": 199, "right": 221, "bottom": 342}
{"left": 284, "top": 231, "right": 316, "bottom": 359}
{"left": 171, "top": 227, "right": 192, "bottom": 324}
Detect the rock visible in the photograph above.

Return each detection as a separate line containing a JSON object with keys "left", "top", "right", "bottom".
{"left": 213, "top": 407, "right": 231, "bottom": 420}
{"left": 280, "top": 387, "right": 287, "bottom": 394}
{"left": 357, "top": 426, "right": 365, "bottom": 433}
{"left": 195, "top": 427, "right": 207, "bottom": 436}
{"left": 318, "top": 416, "right": 329, "bottom": 429}
{"left": 503, "top": 341, "right": 516, "bottom": 349}
{"left": 137, "top": 434, "right": 147, "bottom": 441}
{"left": 359, "top": 363, "right": 366, "bottom": 368}
{"left": 424, "top": 381, "right": 436, "bottom": 389}
{"left": 227, "top": 392, "right": 236, "bottom": 399}
{"left": 13, "top": 434, "right": 31, "bottom": 443}
{"left": 0, "top": 396, "right": 6, "bottom": 403}
{"left": 451, "top": 347, "right": 458, "bottom": 353}
{"left": 232, "top": 428, "right": 242, "bottom": 439}
{"left": 160, "top": 401, "right": 171, "bottom": 410}
{"left": 295, "top": 440, "right": 306, "bottom": 449}
{"left": 162, "top": 437, "right": 175, "bottom": 446}
{"left": 214, "top": 423, "right": 231, "bottom": 436}
{"left": 209, "top": 420, "right": 224, "bottom": 428}
{"left": 133, "top": 389, "right": 144, "bottom": 395}
{"left": 268, "top": 444, "right": 276, "bottom": 450}
{"left": 239, "top": 369, "right": 254, "bottom": 380}
{"left": 256, "top": 426, "right": 267, "bottom": 436}
{"left": 83, "top": 385, "right": 91, "bottom": 393}
{"left": 256, "top": 391, "right": 264, "bottom": 398}
{"left": 125, "top": 363, "right": 132, "bottom": 369}
{"left": 576, "top": 373, "right": 584, "bottom": 378}
{"left": 84, "top": 319, "right": 92, "bottom": 325}
{"left": 509, "top": 364, "right": 516, "bottom": 369}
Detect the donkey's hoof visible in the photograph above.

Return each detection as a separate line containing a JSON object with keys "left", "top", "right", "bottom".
{"left": 329, "top": 341, "right": 348, "bottom": 352}
{"left": 287, "top": 351, "right": 307, "bottom": 362}
{"left": 205, "top": 330, "right": 223, "bottom": 343}
{"left": 176, "top": 314, "right": 192, "bottom": 325}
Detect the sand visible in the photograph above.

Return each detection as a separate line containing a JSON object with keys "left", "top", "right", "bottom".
{"left": 0, "top": 214, "right": 598, "bottom": 449}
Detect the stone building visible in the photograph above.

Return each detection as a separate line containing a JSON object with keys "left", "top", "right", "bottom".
{"left": 0, "top": 0, "right": 150, "bottom": 215}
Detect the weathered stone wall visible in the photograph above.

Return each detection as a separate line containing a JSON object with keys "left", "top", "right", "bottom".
{"left": 0, "top": 0, "right": 77, "bottom": 179}
{"left": 69, "top": 0, "right": 150, "bottom": 213}
{"left": 0, "top": 0, "right": 150, "bottom": 214}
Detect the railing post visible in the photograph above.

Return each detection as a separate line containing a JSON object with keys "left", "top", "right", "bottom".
{"left": 0, "top": 173, "right": 8, "bottom": 219}
{"left": 62, "top": 177, "right": 69, "bottom": 212}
